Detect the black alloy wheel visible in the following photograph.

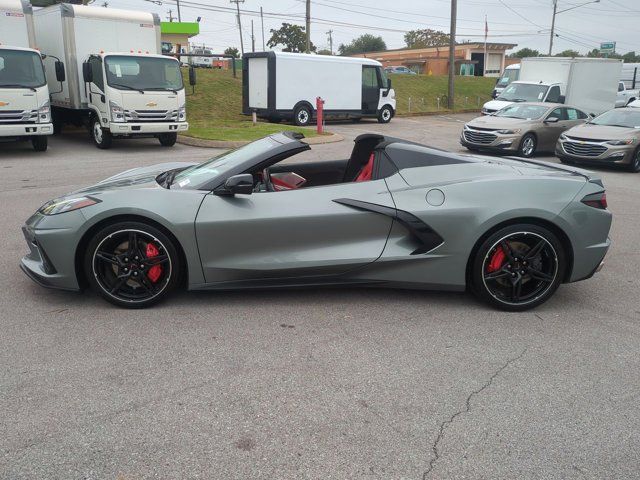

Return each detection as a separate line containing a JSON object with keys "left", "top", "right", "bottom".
{"left": 628, "top": 148, "right": 640, "bottom": 173}
{"left": 472, "top": 225, "right": 565, "bottom": 311}
{"left": 84, "top": 222, "right": 180, "bottom": 308}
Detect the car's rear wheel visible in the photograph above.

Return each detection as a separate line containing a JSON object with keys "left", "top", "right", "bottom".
{"left": 84, "top": 222, "right": 180, "bottom": 308}
{"left": 471, "top": 224, "right": 566, "bottom": 311}
{"left": 518, "top": 133, "right": 536, "bottom": 158}
{"left": 627, "top": 147, "right": 640, "bottom": 173}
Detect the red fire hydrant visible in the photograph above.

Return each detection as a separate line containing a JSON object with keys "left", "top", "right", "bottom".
{"left": 316, "top": 96, "right": 324, "bottom": 134}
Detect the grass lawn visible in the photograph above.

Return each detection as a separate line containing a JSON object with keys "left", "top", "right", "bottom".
{"left": 181, "top": 68, "right": 496, "bottom": 141}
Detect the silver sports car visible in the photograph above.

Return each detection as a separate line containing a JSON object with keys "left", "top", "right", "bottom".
{"left": 21, "top": 132, "right": 612, "bottom": 311}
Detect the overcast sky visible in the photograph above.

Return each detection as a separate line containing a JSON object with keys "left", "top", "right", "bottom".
{"left": 102, "top": 0, "right": 638, "bottom": 56}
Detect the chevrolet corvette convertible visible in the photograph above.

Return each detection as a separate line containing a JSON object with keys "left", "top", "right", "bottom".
{"left": 21, "top": 132, "right": 612, "bottom": 311}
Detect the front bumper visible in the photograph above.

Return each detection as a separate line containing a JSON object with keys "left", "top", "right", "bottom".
{"left": 556, "top": 139, "right": 636, "bottom": 166}
{"left": 460, "top": 129, "right": 521, "bottom": 152}
{"left": 108, "top": 121, "right": 189, "bottom": 136}
{"left": 0, "top": 122, "right": 53, "bottom": 138}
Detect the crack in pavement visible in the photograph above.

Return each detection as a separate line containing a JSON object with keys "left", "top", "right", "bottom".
{"left": 422, "top": 348, "right": 528, "bottom": 479}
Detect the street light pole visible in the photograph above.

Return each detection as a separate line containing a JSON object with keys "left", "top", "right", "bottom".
{"left": 549, "top": 0, "right": 600, "bottom": 55}
{"left": 447, "top": 0, "right": 457, "bottom": 110}
{"left": 305, "top": 0, "right": 311, "bottom": 53}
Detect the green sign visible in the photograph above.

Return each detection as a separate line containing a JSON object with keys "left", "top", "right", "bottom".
{"left": 600, "top": 42, "right": 616, "bottom": 54}
{"left": 160, "top": 22, "right": 200, "bottom": 36}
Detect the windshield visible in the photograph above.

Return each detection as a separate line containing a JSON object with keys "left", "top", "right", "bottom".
{"left": 171, "top": 136, "right": 282, "bottom": 189}
{"left": 0, "top": 49, "right": 46, "bottom": 88}
{"left": 498, "top": 83, "right": 548, "bottom": 102}
{"left": 496, "top": 68, "right": 519, "bottom": 88}
{"left": 495, "top": 104, "right": 548, "bottom": 120}
{"left": 104, "top": 55, "right": 183, "bottom": 91}
{"left": 590, "top": 109, "right": 640, "bottom": 129}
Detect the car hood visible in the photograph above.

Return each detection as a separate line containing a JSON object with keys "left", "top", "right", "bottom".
{"left": 565, "top": 123, "right": 640, "bottom": 140}
{"left": 483, "top": 99, "right": 513, "bottom": 111}
{"left": 466, "top": 116, "right": 532, "bottom": 130}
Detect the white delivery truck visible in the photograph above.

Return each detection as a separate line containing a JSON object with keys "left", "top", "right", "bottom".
{"left": 0, "top": 0, "right": 54, "bottom": 151}
{"left": 243, "top": 52, "right": 396, "bottom": 125}
{"left": 482, "top": 57, "right": 622, "bottom": 116}
{"left": 491, "top": 63, "right": 520, "bottom": 98}
{"left": 34, "top": 4, "right": 189, "bottom": 149}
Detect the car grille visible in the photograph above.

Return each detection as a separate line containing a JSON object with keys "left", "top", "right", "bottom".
{"left": 0, "top": 109, "right": 38, "bottom": 124}
{"left": 562, "top": 140, "right": 607, "bottom": 157}
{"left": 463, "top": 129, "right": 497, "bottom": 145}
{"left": 124, "top": 109, "right": 178, "bottom": 123}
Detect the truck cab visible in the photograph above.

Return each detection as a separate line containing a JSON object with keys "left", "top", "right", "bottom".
{"left": 492, "top": 63, "right": 520, "bottom": 99}
{"left": 615, "top": 81, "right": 639, "bottom": 108}
{"left": 483, "top": 81, "right": 564, "bottom": 115}
{"left": 81, "top": 53, "right": 188, "bottom": 148}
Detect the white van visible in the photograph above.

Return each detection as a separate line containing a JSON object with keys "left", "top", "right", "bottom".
{"left": 243, "top": 52, "right": 396, "bottom": 125}
{"left": 492, "top": 63, "right": 520, "bottom": 98}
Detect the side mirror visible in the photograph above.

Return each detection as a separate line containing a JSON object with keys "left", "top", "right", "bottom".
{"left": 55, "top": 61, "right": 65, "bottom": 82}
{"left": 220, "top": 174, "right": 253, "bottom": 195}
{"left": 387, "top": 78, "right": 392, "bottom": 89}
{"left": 558, "top": 95, "right": 566, "bottom": 104}
{"left": 544, "top": 116, "right": 559, "bottom": 123}
{"left": 189, "top": 65, "right": 197, "bottom": 86}
{"left": 82, "top": 62, "right": 93, "bottom": 83}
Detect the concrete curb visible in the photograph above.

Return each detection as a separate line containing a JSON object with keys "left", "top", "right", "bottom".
{"left": 177, "top": 132, "right": 344, "bottom": 149}
{"left": 397, "top": 108, "right": 482, "bottom": 117}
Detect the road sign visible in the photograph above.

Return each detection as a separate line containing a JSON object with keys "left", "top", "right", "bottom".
{"left": 600, "top": 42, "right": 616, "bottom": 54}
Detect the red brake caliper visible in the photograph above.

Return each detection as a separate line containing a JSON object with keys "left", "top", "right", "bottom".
{"left": 145, "top": 243, "right": 162, "bottom": 283}
{"left": 486, "top": 245, "right": 506, "bottom": 273}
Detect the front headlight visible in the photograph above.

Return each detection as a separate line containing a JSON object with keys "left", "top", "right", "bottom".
{"left": 38, "top": 101, "right": 50, "bottom": 123}
{"left": 39, "top": 196, "right": 101, "bottom": 216}
{"left": 109, "top": 101, "right": 125, "bottom": 123}
{"left": 560, "top": 133, "right": 568, "bottom": 141}
{"left": 481, "top": 108, "right": 489, "bottom": 114}
{"left": 496, "top": 129, "right": 521, "bottom": 135}
{"left": 605, "top": 139, "right": 636, "bottom": 146}
{"left": 178, "top": 104, "right": 186, "bottom": 122}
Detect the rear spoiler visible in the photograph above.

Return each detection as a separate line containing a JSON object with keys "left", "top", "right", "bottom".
{"left": 505, "top": 156, "right": 603, "bottom": 187}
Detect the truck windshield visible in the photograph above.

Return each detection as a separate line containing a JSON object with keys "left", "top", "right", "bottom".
{"left": 496, "top": 68, "right": 519, "bottom": 88}
{"left": 498, "top": 83, "right": 548, "bottom": 102}
{"left": 104, "top": 56, "right": 183, "bottom": 92}
{"left": 590, "top": 109, "right": 640, "bottom": 129}
{"left": 0, "top": 49, "right": 46, "bottom": 88}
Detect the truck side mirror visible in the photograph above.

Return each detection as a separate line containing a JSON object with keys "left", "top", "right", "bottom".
{"left": 387, "top": 78, "right": 392, "bottom": 90}
{"left": 55, "top": 61, "right": 66, "bottom": 82}
{"left": 558, "top": 95, "right": 566, "bottom": 104}
{"left": 189, "top": 66, "right": 197, "bottom": 86}
{"left": 82, "top": 62, "right": 93, "bottom": 83}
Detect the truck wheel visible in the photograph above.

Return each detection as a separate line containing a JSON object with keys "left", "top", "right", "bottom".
{"left": 518, "top": 133, "right": 536, "bottom": 158}
{"left": 91, "top": 117, "right": 112, "bottom": 149}
{"left": 158, "top": 132, "right": 178, "bottom": 147}
{"left": 377, "top": 105, "right": 393, "bottom": 124}
{"left": 31, "top": 136, "right": 48, "bottom": 152}
{"left": 293, "top": 105, "right": 312, "bottom": 126}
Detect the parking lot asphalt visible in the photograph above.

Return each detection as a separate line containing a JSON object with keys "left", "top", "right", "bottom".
{"left": 1, "top": 115, "right": 639, "bottom": 479}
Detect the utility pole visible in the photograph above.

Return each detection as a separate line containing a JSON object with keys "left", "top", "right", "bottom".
{"left": 305, "top": 0, "right": 311, "bottom": 53}
{"left": 326, "top": 29, "right": 333, "bottom": 55}
{"left": 166, "top": 9, "right": 174, "bottom": 22}
{"left": 260, "top": 6, "right": 265, "bottom": 51}
{"left": 447, "top": 0, "right": 457, "bottom": 109}
{"left": 230, "top": 0, "right": 245, "bottom": 55}
{"left": 176, "top": 0, "right": 181, "bottom": 22}
{"left": 251, "top": 20, "right": 255, "bottom": 53}
{"left": 548, "top": 0, "right": 557, "bottom": 55}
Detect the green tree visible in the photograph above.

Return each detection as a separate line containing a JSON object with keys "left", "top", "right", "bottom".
{"left": 622, "top": 51, "right": 640, "bottom": 63}
{"left": 224, "top": 47, "right": 240, "bottom": 58}
{"left": 404, "top": 29, "right": 451, "bottom": 49}
{"left": 338, "top": 34, "right": 386, "bottom": 56}
{"left": 267, "top": 23, "right": 316, "bottom": 53}
{"left": 509, "top": 48, "right": 540, "bottom": 58}
{"left": 555, "top": 49, "right": 580, "bottom": 57}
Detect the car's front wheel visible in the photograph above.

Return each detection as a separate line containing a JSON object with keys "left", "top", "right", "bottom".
{"left": 158, "top": 132, "right": 177, "bottom": 147}
{"left": 31, "top": 136, "right": 48, "bottom": 152}
{"left": 471, "top": 224, "right": 566, "bottom": 311}
{"left": 627, "top": 147, "right": 640, "bottom": 173}
{"left": 84, "top": 222, "right": 181, "bottom": 308}
{"left": 518, "top": 133, "right": 536, "bottom": 158}
{"left": 91, "top": 117, "right": 112, "bottom": 149}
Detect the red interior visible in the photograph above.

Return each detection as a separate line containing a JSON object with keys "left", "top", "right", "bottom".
{"left": 355, "top": 153, "right": 375, "bottom": 182}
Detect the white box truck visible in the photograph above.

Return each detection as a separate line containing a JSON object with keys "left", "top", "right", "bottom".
{"left": 0, "top": 0, "right": 53, "bottom": 151}
{"left": 34, "top": 4, "right": 189, "bottom": 149}
{"left": 482, "top": 57, "right": 622, "bottom": 116}
{"left": 243, "top": 52, "right": 396, "bottom": 126}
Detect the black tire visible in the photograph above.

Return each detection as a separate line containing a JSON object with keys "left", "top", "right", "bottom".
{"left": 31, "top": 136, "right": 48, "bottom": 152}
{"left": 91, "top": 116, "right": 112, "bottom": 149}
{"left": 377, "top": 105, "right": 393, "bottom": 124}
{"left": 83, "top": 221, "right": 181, "bottom": 308}
{"left": 518, "top": 133, "right": 536, "bottom": 158}
{"left": 471, "top": 224, "right": 566, "bottom": 311}
{"left": 158, "top": 132, "right": 177, "bottom": 147}
{"left": 293, "top": 105, "right": 312, "bottom": 126}
{"left": 627, "top": 147, "right": 640, "bottom": 173}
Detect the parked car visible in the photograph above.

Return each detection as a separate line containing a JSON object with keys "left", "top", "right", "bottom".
{"left": 556, "top": 107, "right": 640, "bottom": 172}
{"left": 20, "top": 132, "right": 611, "bottom": 311}
{"left": 462, "top": 103, "right": 589, "bottom": 157}
{"left": 492, "top": 63, "right": 520, "bottom": 98}
{"left": 615, "top": 81, "right": 639, "bottom": 108}
{"left": 384, "top": 66, "right": 416, "bottom": 75}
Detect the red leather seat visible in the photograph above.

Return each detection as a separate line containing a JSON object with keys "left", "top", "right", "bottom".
{"left": 355, "top": 153, "right": 375, "bottom": 182}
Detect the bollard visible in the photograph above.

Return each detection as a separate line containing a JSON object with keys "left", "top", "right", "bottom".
{"left": 408, "top": 97, "right": 412, "bottom": 112}
{"left": 436, "top": 97, "right": 440, "bottom": 110}
{"left": 252, "top": 110, "right": 257, "bottom": 126}
{"left": 316, "top": 96, "right": 325, "bottom": 134}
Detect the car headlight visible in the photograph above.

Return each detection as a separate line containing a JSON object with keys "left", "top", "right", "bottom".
{"left": 463, "top": 124, "right": 470, "bottom": 130}
{"left": 39, "top": 196, "right": 101, "bottom": 216}
{"left": 481, "top": 108, "right": 489, "bottom": 114}
{"left": 109, "top": 101, "right": 125, "bottom": 123}
{"left": 178, "top": 104, "right": 186, "bottom": 122}
{"left": 559, "top": 133, "right": 568, "bottom": 141}
{"left": 38, "top": 101, "right": 50, "bottom": 123}
{"left": 496, "top": 129, "right": 520, "bottom": 134}
{"left": 605, "top": 139, "right": 636, "bottom": 146}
